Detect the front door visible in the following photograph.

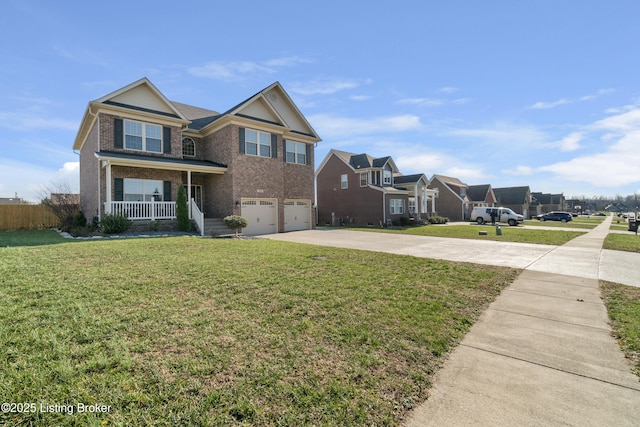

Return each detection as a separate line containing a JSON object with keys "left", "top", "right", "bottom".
{"left": 183, "top": 185, "right": 203, "bottom": 210}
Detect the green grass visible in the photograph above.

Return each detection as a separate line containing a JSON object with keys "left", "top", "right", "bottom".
{"left": 604, "top": 233, "right": 640, "bottom": 253}
{"left": 600, "top": 281, "right": 640, "bottom": 377}
{"left": 523, "top": 219, "right": 598, "bottom": 229}
{"left": 0, "top": 229, "right": 70, "bottom": 247}
{"left": 346, "top": 224, "right": 584, "bottom": 245}
{"left": 0, "top": 234, "right": 518, "bottom": 426}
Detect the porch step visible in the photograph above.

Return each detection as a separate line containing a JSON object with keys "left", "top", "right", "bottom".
{"left": 203, "top": 218, "right": 235, "bottom": 236}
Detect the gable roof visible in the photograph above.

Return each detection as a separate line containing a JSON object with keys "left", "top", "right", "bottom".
{"left": 316, "top": 149, "right": 401, "bottom": 176}
{"left": 394, "top": 173, "right": 428, "bottom": 185}
{"left": 197, "top": 82, "right": 321, "bottom": 141}
{"left": 494, "top": 186, "right": 531, "bottom": 205}
{"left": 74, "top": 78, "right": 320, "bottom": 151}
{"left": 431, "top": 174, "right": 468, "bottom": 188}
{"left": 466, "top": 184, "right": 496, "bottom": 203}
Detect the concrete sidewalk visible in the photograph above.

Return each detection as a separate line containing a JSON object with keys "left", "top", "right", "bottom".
{"left": 266, "top": 217, "right": 640, "bottom": 425}
{"left": 405, "top": 214, "right": 640, "bottom": 426}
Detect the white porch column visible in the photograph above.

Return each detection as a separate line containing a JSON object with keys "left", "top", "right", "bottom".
{"left": 187, "top": 170, "right": 192, "bottom": 218}
{"left": 104, "top": 161, "right": 112, "bottom": 214}
{"left": 414, "top": 186, "right": 419, "bottom": 215}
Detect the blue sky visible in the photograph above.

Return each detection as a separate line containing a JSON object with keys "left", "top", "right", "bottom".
{"left": 2, "top": 0, "right": 640, "bottom": 202}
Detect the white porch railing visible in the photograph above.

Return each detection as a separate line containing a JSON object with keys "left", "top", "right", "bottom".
{"left": 190, "top": 198, "right": 204, "bottom": 236}
{"left": 106, "top": 201, "right": 177, "bottom": 220}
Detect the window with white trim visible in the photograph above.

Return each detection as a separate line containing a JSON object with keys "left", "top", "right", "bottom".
{"left": 123, "top": 179, "right": 164, "bottom": 201}
{"left": 182, "top": 137, "right": 195, "bottom": 157}
{"left": 383, "top": 169, "right": 392, "bottom": 185}
{"left": 125, "top": 120, "right": 162, "bottom": 153}
{"left": 285, "top": 140, "right": 306, "bottom": 164}
{"left": 245, "top": 129, "right": 271, "bottom": 158}
{"left": 390, "top": 199, "right": 405, "bottom": 214}
{"left": 341, "top": 174, "right": 348, "bottom": 189}
{"left": 360, "top": 172, "right": 367, "bottom": 187}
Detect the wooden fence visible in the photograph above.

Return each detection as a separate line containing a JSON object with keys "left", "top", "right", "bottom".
{"left": 0, "top": 205, "right": 59, "bottom": 231}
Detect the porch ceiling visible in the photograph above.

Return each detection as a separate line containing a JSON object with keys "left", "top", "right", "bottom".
{"left": 95, "top": 151, "right": 226, "bottom": 174}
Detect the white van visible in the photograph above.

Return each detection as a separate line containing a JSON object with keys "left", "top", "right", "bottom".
{"left": 470, "top": 207, "right": 524, "bottom": 226}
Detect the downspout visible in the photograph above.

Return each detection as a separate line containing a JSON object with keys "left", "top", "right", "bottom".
{"left": 382, "top": 191, "right": 386, "bottom": 226}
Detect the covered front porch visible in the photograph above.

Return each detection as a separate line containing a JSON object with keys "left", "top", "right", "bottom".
{"left": 96, "top": 151, "right": 226, "bottom": 235}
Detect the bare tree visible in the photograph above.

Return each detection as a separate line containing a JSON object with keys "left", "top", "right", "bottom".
{"left": 38, "top": 180, "right": 81, "bottom": 230}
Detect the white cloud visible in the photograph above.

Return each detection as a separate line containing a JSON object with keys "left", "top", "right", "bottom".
{"left": 502, "top": 165, "right": 535, "bottom": 176}
{"left": 0, "top": 159, "right": 79, "bottom": 203}
{"left": 529, "top": 88, "right": 615, "bottom": 110}
{"left": 446, "top": 122, "right": 549, "bottom": 147}
{"left": 350, "top": 95, "right": 372, "bottom": 101}
{"left": 188, "top": 56, "right": 312, "bottom": 82}
{"left": 557, "top": 132, "right": 583, "bottom": 152}
{"left": 438, "top": 86, "right": 459, "bottom": 94}
{"left": 289, "top": 79, "right": 361, "bottom": 96}
{"left": 538, "top": 109, "right": 640, "bottom": 188}
{"left": 0, "top": 110, "right": 78, "bottom": 131}
{"left": 308, "top": 113, "right": 423, "bottom": 139}
{"left": 396, "top": 97, "right": 470, "bottom": 107}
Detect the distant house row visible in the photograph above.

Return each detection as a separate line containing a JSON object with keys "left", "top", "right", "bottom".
{"left": 316, "top": 149, "right": 566, "bottom": 225}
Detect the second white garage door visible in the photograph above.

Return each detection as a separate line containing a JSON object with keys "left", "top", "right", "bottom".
{"left": 284, "top": 200, "right": 311, "bottom": 232}
{"left": 241, "top": 199, "right": 277, "bottom": 235}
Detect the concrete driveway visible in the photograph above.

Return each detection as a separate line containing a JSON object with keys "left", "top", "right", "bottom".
{"left": 265, "top": 227, "right": 640, "bottom": 287}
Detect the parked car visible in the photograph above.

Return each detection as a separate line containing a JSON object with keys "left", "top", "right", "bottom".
{"left": 470, "top": 207, "right": 524, "bottom": 226}
{"left": 536, "top": 211, "right": 573, "bottom": 222}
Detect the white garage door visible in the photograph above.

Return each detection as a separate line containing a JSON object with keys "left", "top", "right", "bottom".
{"left": 241, "top": 199, "right": 277, "bottom": 235}
{"left": 284, "top": 200, "right": 311, "bottom": 232}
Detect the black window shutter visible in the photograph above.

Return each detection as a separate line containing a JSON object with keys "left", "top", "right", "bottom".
{"left": 306, "top": 144, "right": 312, "bottom": 165}
{"left": 114, "top": 119, "right": 123, "bottom": 148}
{"left": 271, "top": 134, "right": 278, "bottom": 159}
{"left": 239, "top": 128, "right": 245, "bottom": 154}
{"left": 163, "top": 181, "right": 172, "bottom": 202}
{"left": 114, "top": 178, "right": 124, "bottom": 201}
{"left": 163, "top": 127, "right": 171, "bottom": 154}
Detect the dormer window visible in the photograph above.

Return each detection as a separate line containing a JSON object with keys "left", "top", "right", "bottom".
{"left": 383, "top": 170, "right": 392, "bottom": 185}
{"left": 182, "top": 137, "right": 195, "bottom": 157}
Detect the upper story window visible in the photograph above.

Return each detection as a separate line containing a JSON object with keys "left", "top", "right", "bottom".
{"left": 125, "top": 120, "right": 162, "bottom": 153}
{"left": 341, "top": 174, "right": 348, "bottom": 189}
{"left": 360, "top": 172, "right": 368, "bottom": 187}
{"left": 245, "top": 129, "right": 271, "bottom": 158}
{"left": 286, "top": 141, "right": 307, "bottom": 165}
{"left": 383, "top": 170, "right": 392, "bottom": 185}
{"left": 182, "top": 137, "right": 195, "bottom": 157}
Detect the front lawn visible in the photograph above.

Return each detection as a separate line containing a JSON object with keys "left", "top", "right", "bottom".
{"left": 523, "top": 219, "right": 598, "bottom": 229}
{"left": 0, "top": 235, "right": 518, "bottom": 426}
{"left": 604, "top": 233, "right": 640, "bottom": 253}
{"left": 601, "top": 281, "right": 640, "bottom": 377}
{"left": 348, "top": 224, "right": 584, "bottom": 246}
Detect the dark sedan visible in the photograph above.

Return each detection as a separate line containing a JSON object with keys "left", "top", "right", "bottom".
{"left": 536, "top": 211, "right": 573, "bottom": 222}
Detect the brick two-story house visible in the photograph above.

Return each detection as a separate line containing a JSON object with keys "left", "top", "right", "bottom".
{"left": 315, "top": 149, "right": 435, "bottom": 226}
{"left": 427, "top": 174, "right": 470, "bottom": 221}
{"left": 73, "top": 78, "right": 321, "bottom": 235}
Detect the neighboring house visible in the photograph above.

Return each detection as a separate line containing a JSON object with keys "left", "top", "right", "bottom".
{"left": 427, "top": 175, "right": 469, "bottom": 221}
{"left": 315, "top": 149, "right": 435, "bottom": 226}
{"left": 73, "top": 77, "right": 321, "bottom": 235}
{"left": 531, "top": 192, "right": 566, "bottom": 216}
{"left": 50, "top": 193, "right": 80, "bottom": 206}
{"left": 466, "top": 184, "right": 497, "bottom": 209}
{"left": 0, "top": 197, "right": 23, "bottom": 205}
{"left": 494, "top": 186, "right": 532, "bottom": 218}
